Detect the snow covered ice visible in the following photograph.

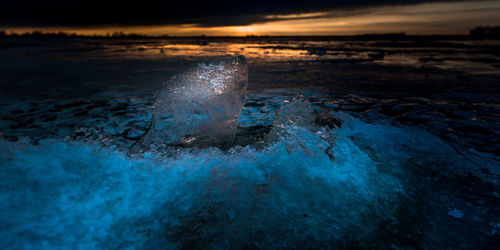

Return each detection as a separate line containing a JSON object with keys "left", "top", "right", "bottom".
{"left": 142, "top": 56, "right": 248, "bottom": 148}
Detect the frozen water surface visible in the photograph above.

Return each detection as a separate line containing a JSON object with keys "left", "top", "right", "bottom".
{"left": 0, "top": 114, "right": 405, "bottom": 248}
{"left": 0, "top": 39, "right": 499, "bottom": 248}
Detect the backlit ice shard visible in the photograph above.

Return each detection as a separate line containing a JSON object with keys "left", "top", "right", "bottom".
{"left": 143, "top": 56, "right": 248, "bottom": 147}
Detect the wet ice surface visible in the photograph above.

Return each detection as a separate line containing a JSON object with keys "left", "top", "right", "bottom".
{"left": 0, "top": 38, "right": 499, "bottom": 248}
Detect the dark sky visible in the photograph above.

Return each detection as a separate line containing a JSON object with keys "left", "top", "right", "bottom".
{"left": 1, "top": 0, "right": 499, "bottom": 35}
{"left": 0, "top": 0, "right": 470, "bottom": 27}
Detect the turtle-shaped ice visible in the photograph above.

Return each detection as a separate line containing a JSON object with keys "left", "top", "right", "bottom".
{"left": 143, "top": 56, "right": 248, "bottom": 147}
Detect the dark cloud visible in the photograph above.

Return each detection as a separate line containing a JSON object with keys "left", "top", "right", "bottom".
{"left": 0, "top": 0, "right": 468, "bottom": 27}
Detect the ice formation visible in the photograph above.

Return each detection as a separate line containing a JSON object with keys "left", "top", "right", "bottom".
{"left": 448, "top": 208, "right": 464, "bottom": 218}
{"left": 266, "top": 98, "right": 316, "bottom": 141}
{"left": 0, "top": 113, "right": 406, "bottom": 249}
{"left": 2, "top": 95, "right": 486, "bottom": 248}
{"left": 142, "top": 56, "right": 248, "bottom": 147}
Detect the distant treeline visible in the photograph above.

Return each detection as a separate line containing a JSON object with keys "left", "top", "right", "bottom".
{"left": 469, "top": 26, "right": 500, "bottom": 38}
{"left": 0, "top": 30, "right": 173, "bottom": 39}
{"left": 0, "top": 26, "right": 499, "bottom": 39}
{"left": 0, "top": 30, "right": 169, "bottom": 39}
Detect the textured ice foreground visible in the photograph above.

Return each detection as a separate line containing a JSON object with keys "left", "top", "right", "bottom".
{"left": 0, "top": 113, "right": 420, "bottom": 248}
{"left": 143, "top": 56, "right": 248, "bottom": 147}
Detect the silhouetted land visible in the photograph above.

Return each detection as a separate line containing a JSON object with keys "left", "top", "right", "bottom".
{"left": 1, "top": 26, "right": 500, "bottom": 40}
{"left": 470, "top": 26, "right": 500, "bottom": 38}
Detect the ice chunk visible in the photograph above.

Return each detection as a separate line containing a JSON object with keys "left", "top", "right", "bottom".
{"left": 448, "top": 208, "right": 464, "bottom": 218}
{"left": 266, "top": 98, "right": 315, "bottom": 141}
{"left": 143, "top": 56, "right": 248, "bottom": 147}
{"left": 272, "top": 98, "right": 315, "bottom": 127}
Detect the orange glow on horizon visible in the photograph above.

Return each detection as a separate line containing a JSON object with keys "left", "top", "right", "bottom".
{"left": 4, "top": 1, "right": 500, "bottom": 36}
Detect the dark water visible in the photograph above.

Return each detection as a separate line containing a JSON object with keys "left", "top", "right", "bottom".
{"left": 0, "top": 38, "right": 499, "bottom": 249}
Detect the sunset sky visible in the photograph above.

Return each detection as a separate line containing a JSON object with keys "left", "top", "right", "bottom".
{"left": 2, "top": 0, "right": 500, "bottom": 36}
